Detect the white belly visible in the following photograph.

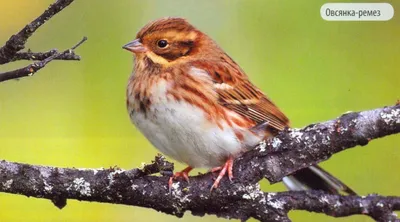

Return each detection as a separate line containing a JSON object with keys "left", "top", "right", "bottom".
{"left": 129, "top": 80, "right": 260, "bottom": 168}
{"left": 132, "top": 102, "right": 243, "bottom": 168}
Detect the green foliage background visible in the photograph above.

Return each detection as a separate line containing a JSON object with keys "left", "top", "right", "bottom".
{"left": 0, "top": 0, "right": 399, "bottom": 221}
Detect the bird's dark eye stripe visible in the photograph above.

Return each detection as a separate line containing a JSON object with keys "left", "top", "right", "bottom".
{"left": 157, "top": 40, "right": 168, "bottom": 48}
{"left": 180, "top": 40, "right": 194, "bottom": 47}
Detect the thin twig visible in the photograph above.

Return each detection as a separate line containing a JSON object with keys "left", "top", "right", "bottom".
{"left": 0, "top": 37, "right": 87, "bottom": 82}
{"left": 12, "top": 50, "right": 80, "bottom": 62}
{"left": 0, "top": 0, "right": 75, "bottom": 64}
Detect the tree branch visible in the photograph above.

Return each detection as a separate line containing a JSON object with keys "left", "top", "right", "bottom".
{"left": 0, "top": 37, "right": 87, "bottom": 83}
{"left": 0, "top": 0, "right": 75, "bottom": 65}
{"left": 0, "top": 0, "right": 85, "bottom": 83}
{"left": 234, "top": 104, "right": 400, "bottom": 185}
{"left": 0, "top": 105, "right": 398, "bottom": 221}
{"left": 11, "top": 50, "right": 81, "bottom": 62}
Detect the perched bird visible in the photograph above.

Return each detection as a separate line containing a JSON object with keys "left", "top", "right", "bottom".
{"left": 123, "top": 17, "right": 355, "bottom": 194}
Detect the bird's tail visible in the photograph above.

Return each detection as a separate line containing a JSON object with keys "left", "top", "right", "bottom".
{"left": 282, "top": 165, "right": 356, "bottom": 195}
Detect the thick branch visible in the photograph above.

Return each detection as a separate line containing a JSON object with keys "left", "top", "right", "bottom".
{"left": 0, "top": 159, "right": 399, "bottom": 222}
{"left": 0, "top": 37, "right": 86, "bottom": 82}
{"left": 277, "top": 191, "right": 400, "bottom": 222}
{"left": 0, "top": 105, "right": 398, "bottom": 221}
{"left": 0, "top": 0, "right": 75, "bottom": 64}
{"left": 235, "top": 104, "right": 400, "bottom": 184}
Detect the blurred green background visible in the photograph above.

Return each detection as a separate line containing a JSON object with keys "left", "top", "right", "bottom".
{"left": 0, "top": 0, "right": 399, "bottom": 221}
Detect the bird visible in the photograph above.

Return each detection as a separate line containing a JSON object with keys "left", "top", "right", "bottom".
{"left": 123, "top": 17, "right": 355, "bottom": 194}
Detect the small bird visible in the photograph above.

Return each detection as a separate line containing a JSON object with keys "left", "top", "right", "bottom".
{"left": 123, "top": 17, "right": 355, "bottom": 194}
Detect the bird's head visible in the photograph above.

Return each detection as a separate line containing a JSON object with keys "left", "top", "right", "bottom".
{"left": 123, "top": 17, "right": 217, "bottom": 67}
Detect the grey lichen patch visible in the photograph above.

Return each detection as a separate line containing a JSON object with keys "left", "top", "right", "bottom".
{"left": 333, "top": 201, "right": 342, "bottom": 208}
{"left": 67, "top": 177, "right": 91, "bottom": 196}
{"left": 340, "top": 125, "right": 349, "bottom": 134}
{"left": 289, "top": 129, "right": 303, "bottom": 143}
{"left": 303, "top": 134, "right": 318, "bottom": 148}
{"left": 178, "top": 193, "right": 192, "bottom": 204}
{"left": 3, "top": 161, "right": 19, "bottom": 175}
{"left": 2, "top": 179, "right": 13, "bottom": 189}
{"left": 376, "top": 202, "right": 384, "bottom": 208}
{"left": 40, "top": 167, "right": 52, "bottom": 178}
{"left": 241, "top": 184, "right": 266, "bottom": 204}
{"left": 266, "top": 192, "right": 284, "bottom": 209}
{"left": 267, "top": 199, "right": 284, "bottom": 209}
{"left": 171, "top": 182, "right": 181, "bottom": 194}
{"left": 171, "top": 182, "right": 191, "bottom": 204}
{"left": 57, "top": 168, "right": 65, "bottom": 174}
{"left": 319, "top": 195, "right": 329, "bottom": 204}
{"left": 256, "top": 140, "right": 267, "bottom": 152}
{"left": 299, "top": 154, "right": 307, "bottom": 159}
{"left": 321, "top": 135, "right": 331, "bottom": 145}
{"left": 199, "top": 194, "right": 208, "bottom": 199}
{"left": 358, "top": 198, "right": 370, "bottom": 213}
{"left": 266, "top": 192, "right": 276, "bottom": 200}
{"left": 107, "top": 169, "right": 125, "bottom": 188}
{"left": 169, "top": 182, "right": 191, "bottom": 215}
{"left": 131, "top": 184, "right": 139, "bottom": 190}
{"left": 242, "top": 194, "right": 251, "bottom": 200}
{"left": 44, "top": 180, "right": 53, "bottom": 193}
{"left": 380, "top": 108, "right": 400, "bottom": 125}
{"left": 270, "top": 138, "right": 282, "bottom": 150}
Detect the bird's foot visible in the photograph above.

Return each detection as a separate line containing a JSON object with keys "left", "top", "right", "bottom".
{"left": 210, "top": 156, "right": 234, "bottom": 191}
{"left": 168, "top": 166, "right": 192, "bottom": 192}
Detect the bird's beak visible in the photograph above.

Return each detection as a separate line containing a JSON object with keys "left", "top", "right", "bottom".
{"left": 122, "top": 39, "right": 147, "bottom": 53}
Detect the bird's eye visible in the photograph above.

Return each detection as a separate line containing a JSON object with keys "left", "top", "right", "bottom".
{"left": 157, "top": 40, "right": 168, "bottom": 48}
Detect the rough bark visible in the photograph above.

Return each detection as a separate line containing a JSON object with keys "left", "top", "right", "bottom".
{"left": 0, "top": 105, "right": 399, "bottom": 222}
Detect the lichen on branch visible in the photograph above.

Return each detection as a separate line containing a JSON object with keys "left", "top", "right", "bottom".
{"left": 0, "top": 105, "right": 398, "bottom": 221}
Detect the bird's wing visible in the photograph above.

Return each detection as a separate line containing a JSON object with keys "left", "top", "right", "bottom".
{"left": 191, "top": 57, "right": 289, "bottom": 131}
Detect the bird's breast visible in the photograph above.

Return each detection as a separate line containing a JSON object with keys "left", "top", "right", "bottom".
{"left": 127, "top": 74, "right": 261, "bottom": 168}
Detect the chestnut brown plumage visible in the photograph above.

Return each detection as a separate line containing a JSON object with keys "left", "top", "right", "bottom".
{"left": 124, "top": 17, "right": 355, "bottom": 194}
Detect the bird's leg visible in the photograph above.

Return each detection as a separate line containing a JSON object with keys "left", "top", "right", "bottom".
{"left": 210, "top": 156, "right": 234, "bottom": 191}
{"left": 168, "top": 166, "right": 193, "bottom": 192}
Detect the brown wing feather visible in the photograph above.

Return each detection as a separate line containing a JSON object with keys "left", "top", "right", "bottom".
{"left": 191, "top": 56, "right": 289, "bottom": 131}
